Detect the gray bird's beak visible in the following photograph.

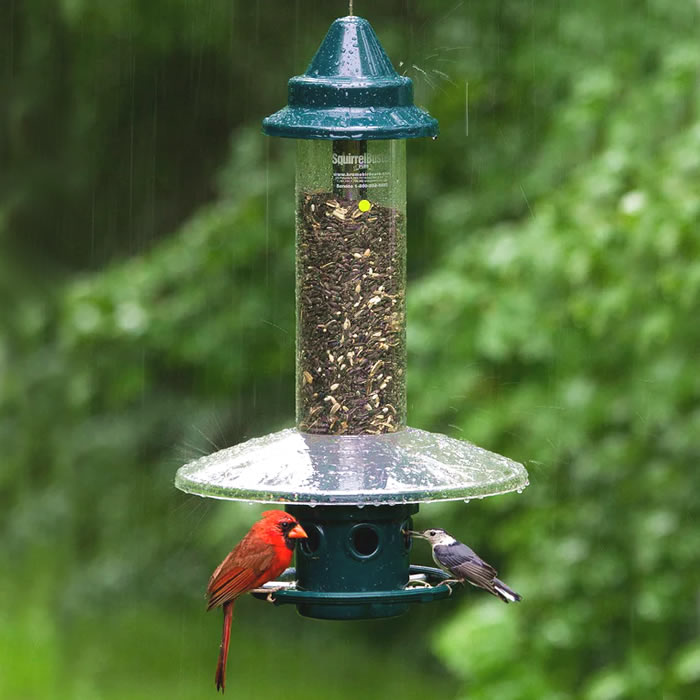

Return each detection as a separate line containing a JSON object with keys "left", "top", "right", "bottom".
{"left": 405, "top": 530, "right": 425, "bottom": 538}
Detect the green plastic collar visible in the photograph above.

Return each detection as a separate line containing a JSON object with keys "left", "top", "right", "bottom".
{"left": 262, "top": 16, "right": 438, "bottom": 140}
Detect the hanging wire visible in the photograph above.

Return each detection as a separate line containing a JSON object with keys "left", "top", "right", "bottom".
{"left": 349, "top": 1, "right": 354, "bottom": 16}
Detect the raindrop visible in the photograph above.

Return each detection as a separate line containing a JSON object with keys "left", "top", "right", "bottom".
{"left": 516, "top": 488, "right": 524, "bottom": 494}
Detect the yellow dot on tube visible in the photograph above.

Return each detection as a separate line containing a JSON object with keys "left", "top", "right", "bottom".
{"left": 358, "top": 199, "right": 371, "bottom": 212}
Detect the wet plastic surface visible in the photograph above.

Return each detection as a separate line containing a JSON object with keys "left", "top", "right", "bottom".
{"left": 175, "top": 426, "right": 528, "bottom": 504}
{"left": 262, "top": 16, "right": 438, "bottom": 140}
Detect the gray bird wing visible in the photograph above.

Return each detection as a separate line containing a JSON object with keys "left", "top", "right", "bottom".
{"left": 436, "top": 543, "right": 498, "bottom": 586}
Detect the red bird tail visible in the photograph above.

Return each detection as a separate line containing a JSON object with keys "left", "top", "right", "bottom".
{"left": 215, "top": 602, "right": 234, "bottom": 692}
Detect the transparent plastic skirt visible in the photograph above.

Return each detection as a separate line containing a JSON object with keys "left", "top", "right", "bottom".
{"left": 175, "top": 427, "right": 529, "bottom": 505}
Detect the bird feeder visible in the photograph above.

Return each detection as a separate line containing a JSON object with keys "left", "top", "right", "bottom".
{"left": 175, "top": 14, "right": 528, "bottom": 620}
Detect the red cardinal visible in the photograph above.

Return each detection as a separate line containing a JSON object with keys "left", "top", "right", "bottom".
{"left": 207, "top": 510, "right": 307, "bottom": 692}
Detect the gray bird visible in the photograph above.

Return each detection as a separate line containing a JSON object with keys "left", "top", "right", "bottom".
{"left": 409, "top": 528, "right": 522, "bottom": 603}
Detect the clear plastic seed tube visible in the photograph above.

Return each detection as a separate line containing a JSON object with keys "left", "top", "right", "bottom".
{"left": 296, "top": 139, "right": 406, "bottom": 435}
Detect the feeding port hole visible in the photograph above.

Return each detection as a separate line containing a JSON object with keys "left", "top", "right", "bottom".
{"left": 401, "top": 519, "right": 413, "bottom": 551}
{"left": 299, "top": 523, "right": 323, "bottom": 556}
{"left": 349, "top": 523, "right": 381, "bottom": 558}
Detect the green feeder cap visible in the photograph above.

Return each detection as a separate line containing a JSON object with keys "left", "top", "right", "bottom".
{"left": 262, "top": 15, "right": 438, "bottom": 140}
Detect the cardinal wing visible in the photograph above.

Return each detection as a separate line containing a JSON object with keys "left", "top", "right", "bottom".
{"left": 207, "top": 543, "right": 277, "bottom": 610}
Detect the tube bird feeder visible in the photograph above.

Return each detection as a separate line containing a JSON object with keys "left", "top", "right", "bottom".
{"left": 175, "top": 14, "right": 528, "bottom": 620}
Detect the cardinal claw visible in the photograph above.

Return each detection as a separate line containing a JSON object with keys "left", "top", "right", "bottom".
{"left": 266, "top": 592, "right": 277, "bottom": 603}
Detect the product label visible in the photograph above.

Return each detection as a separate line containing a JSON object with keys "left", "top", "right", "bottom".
{"left": 332, "top": 150, "right": 389, "bottom": 194}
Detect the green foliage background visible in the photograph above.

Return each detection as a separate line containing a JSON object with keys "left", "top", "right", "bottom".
{"left": 2, "top": 1, "right": 699, "bottom": 698}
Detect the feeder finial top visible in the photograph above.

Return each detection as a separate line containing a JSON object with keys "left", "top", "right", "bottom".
{"left": 307, "top": 16, "right": 395, "bottom": 81}
{"left": 262, "top": 16, "right": 438, "bottom": 140}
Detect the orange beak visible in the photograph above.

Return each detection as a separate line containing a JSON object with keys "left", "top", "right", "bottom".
{"left": 287, "top": 523, "right": 308, "bottom": 539}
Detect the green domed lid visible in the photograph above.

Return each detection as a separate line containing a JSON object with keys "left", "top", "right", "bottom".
{"left": 262, "top": 16, "right": 438, "bottom": 140}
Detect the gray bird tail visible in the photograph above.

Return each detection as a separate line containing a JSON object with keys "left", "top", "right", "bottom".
{"left": 492, "top": 578, "right": 522, "bottom": 603}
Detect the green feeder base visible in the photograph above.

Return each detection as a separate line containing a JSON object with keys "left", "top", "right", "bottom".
{"left": 285, "top": 504, "right": 416, "bottom": 619}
